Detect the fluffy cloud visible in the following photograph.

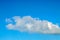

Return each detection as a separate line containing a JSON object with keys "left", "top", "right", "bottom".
{"left": 6, "top": 16, "right": 60, "bottom": 34}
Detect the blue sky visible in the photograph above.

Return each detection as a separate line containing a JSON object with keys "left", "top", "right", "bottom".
{"left": 0, "top": 0, "right": 60, "bottom": 40}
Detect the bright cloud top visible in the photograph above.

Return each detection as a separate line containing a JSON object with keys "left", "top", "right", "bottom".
{"left": 6, "top": 16, "right": 60, "bottom": 34}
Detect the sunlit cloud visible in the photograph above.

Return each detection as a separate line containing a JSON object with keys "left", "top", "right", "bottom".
{"left": 6, "top": 16, "right": 60, "bottom": 34}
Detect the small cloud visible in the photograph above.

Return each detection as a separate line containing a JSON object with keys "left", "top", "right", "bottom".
{"left": 6, "top": 16, "right": 60, "bottom": 34}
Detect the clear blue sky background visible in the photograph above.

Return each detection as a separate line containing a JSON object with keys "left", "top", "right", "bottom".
{"left": 0, "top": 0, "right": 60, "bottom": 40}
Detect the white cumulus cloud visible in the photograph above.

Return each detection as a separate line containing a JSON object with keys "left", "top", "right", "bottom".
{"left": 6, "top": 16, "right": 60, "bottom": 34}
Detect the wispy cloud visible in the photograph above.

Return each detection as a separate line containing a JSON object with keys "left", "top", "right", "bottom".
{"left": 6, "top": 16, "right": 60, "bottom": 34}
